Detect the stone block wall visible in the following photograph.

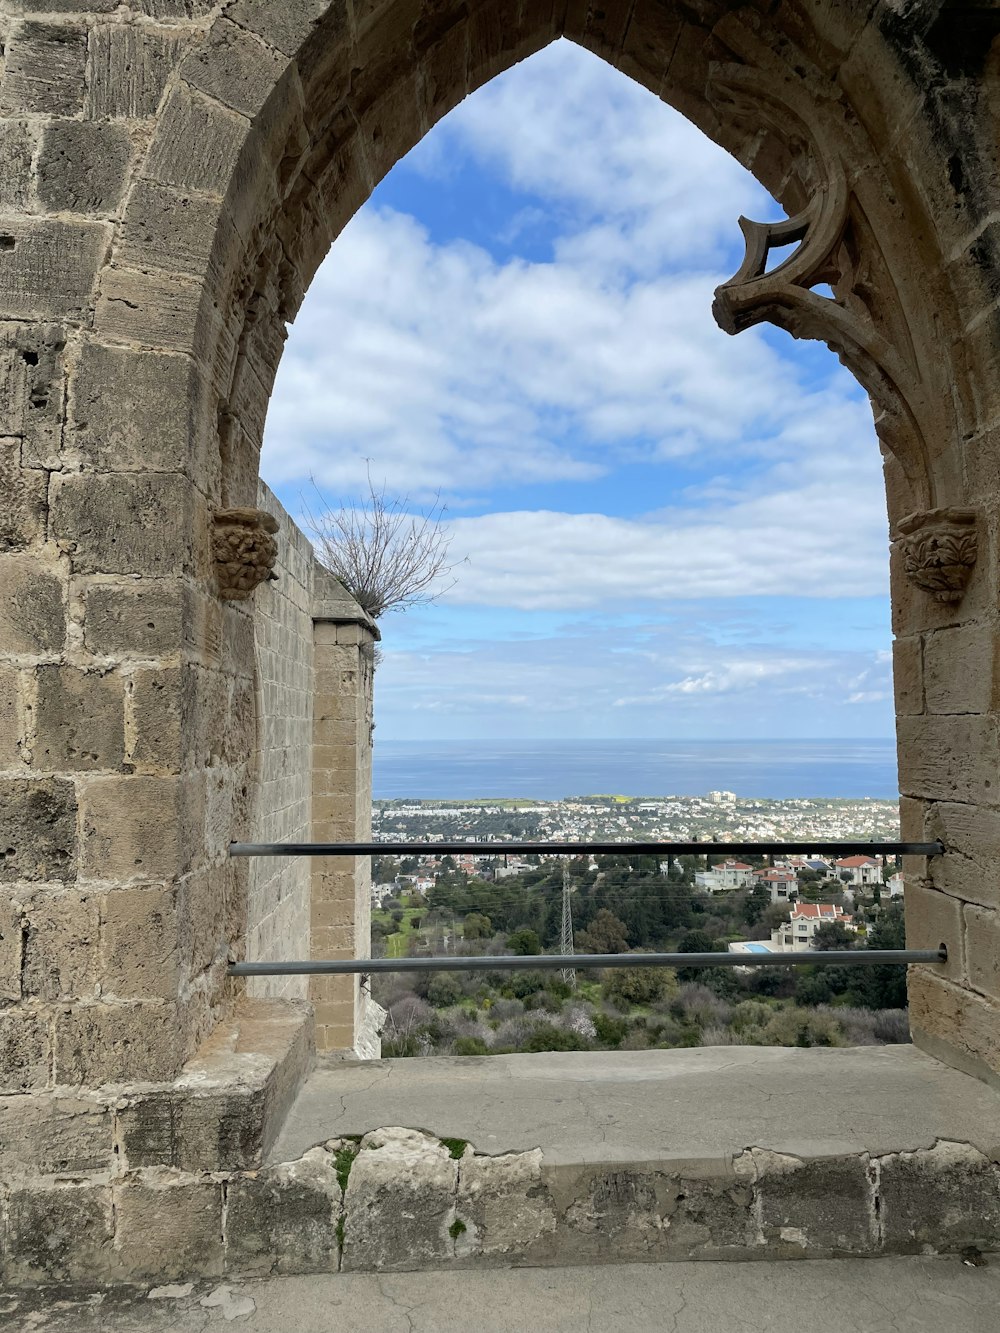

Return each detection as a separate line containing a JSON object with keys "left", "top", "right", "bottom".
{"left": 311, "top": 574, "right": 376, "bottom": 1052}
{"left": 241, "top": 484, "right": 379, "bottom": 1035}
{"left": 245, "top": 485, "right": 313, "bottom": 1003}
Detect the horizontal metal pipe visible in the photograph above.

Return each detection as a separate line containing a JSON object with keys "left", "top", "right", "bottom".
{"left": 229, "top": 840, "right": 943, "bottom": 858}
{"left": 228, "top": 947, "right": 945, "bottom": 977}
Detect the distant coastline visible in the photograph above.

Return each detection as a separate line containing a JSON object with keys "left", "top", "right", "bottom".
{"left": 372, "top": 738, "right": 900, "bottom": 803}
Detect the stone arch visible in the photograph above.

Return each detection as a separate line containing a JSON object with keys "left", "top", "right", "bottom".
{"left": 5, "top": 1, "right": 1000, "bottom": 1093}
{"left": 125, "top": 2, "right": 971, "bottom": 524}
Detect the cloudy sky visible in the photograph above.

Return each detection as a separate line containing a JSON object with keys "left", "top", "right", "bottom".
{"left": 261, "top": 40, "right": 893, "bottom": 742}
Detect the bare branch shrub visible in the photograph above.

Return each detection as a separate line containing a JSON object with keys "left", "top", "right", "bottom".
{"left": 305, "top": 470, "right": 462, "bottom": 619}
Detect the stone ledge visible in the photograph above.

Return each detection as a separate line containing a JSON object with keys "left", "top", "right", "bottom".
{"left": 4, "top": 1046, "right": 1000, "bottom": 1287}
{"left": 271, "top": 1044, "right": 1000, "bottom": 1165}
{"left": 0, "top": 997, "right": 313, "bottom": 1181}
{"left": 118, "top": 996, "right": 314, "bottom": 1171}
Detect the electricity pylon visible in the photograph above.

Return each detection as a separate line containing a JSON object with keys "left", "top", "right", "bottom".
{"left": 559, "top": 860, "right": 576, "bottom": 989}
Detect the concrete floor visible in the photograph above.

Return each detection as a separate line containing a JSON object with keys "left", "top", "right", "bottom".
{"left": 8, "top": 1257, "right": 999, "bottom": 1332}
{"left": 271, "top": 1043, "right": 1000, "bottom": 1166}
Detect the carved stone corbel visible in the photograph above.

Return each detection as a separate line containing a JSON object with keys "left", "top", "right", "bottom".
{"left": 893, "top": 507, "right": 978, "bottom": 604}
{"left": 212, "top": 507, "right": 279, "bottom": 600}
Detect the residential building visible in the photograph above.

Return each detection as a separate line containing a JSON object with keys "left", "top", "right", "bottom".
{"left": 835, "top": 855, "right": 881, "bottom": 886}
{"left": 771, "top": 903, "right": 857, "bottom": 951}
{"left": 695, "top": 860, "right": 754, "bottom": 893}
{"left": 755, "top": 867, "right": 799, "bottom": 903}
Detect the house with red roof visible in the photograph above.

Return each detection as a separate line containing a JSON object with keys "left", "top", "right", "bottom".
{"left": 754, "top": 866, "right": 799, "bottom": 903}
{"left": 771, "top": 902, "right": 857, "bottom": 952}
{"left": 835, "top": 855, "right": 881, "bottom": 887}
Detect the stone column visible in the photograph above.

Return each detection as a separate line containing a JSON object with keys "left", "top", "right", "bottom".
{"left": 310, "top": 570, "right": 379, "bottom": 1055}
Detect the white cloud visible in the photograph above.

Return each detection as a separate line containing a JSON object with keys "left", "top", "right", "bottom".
{"left": 263, "top": 205, "right": 818, "bottom": 501}
{"left": 409, "top": 39, "right": 777, "bottom": 277}
{"left": 374, "top": 627, "right": 894, "bottom": 739}
{"left": 442, "top": 398, "right": 890, "bottom": 611}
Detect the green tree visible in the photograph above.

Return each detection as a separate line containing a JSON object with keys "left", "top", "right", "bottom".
{"left": 743, "top": 885, "right": 771, "bottom": 926}
{"left": 676, "top": 929, "right": 724, "bottom": 982}
{"left": 813, "top": 921, "right": 857, "bottom": 951}
{"left": 427, "top": 973, "right": 463, "bottom": 1007}
{"left": 592, "top": 1012, "right": 628, "bottom": 1046}
{"left": 507, "top": 926, "right": 542, "bottom": 956}
{"left": 463, "top": 912, "right": 492, "bottom": 940}
{"left": 576, "top": 908, "right": 629, "bottom": 954}
{"left": 851, "top": 905, "right": 908, "bottom": 1009}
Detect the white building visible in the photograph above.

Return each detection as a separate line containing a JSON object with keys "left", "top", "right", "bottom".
{"left": 695, "top": 860, "right": 754, "bottom": 893}
{"left": 755, "top": 867, "right": 799, "bottom": 903}
{"left": 771, "top": 903, "right": 857, "bottom": 951}
{"left": 834, "top": 855, "right": 881, "bottom": 887}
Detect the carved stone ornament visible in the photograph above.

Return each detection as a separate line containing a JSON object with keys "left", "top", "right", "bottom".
{"left": 212, "top": 507, "right": 279, "bottom": 600}
{"left": 894, "top": 507, "right": 978, "bottom": 603}
{"left": 707, "top": 65, "right": 936, "bottom": 511}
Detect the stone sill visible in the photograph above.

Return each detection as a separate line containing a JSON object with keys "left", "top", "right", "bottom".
{"left": 6, "top": 1044, "right": 1000, "bottom": 1286}
{"left": 272, "top": 1044, "right": 1000, "bottom": 1166}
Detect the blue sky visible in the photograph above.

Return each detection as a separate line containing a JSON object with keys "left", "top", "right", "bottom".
{"left": 261, "top": 40, "right": 893, "bottom": 742}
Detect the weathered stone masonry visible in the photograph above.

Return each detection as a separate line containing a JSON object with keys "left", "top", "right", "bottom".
{"left": 2, "top": 0, "right": 1000, "bottom": 1286}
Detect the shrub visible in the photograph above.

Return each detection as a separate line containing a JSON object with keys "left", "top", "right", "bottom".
{"left": 730, "top": 1001, "right": 774, "bottom": 1035}
{"left": 452, "top": 1036, "right": 489, "bottom": 1056}
{"left": 675, "top": 984, "right": 731, "bottom": 1029}
{"left": 427, "top": 973, "right": 463, "bottom": 1008}
{"left": 602, "top": 965, "right": 677, "bottom": 1009}
{"left": 873, "top": 1009, "right": 910, "bottom": 1044}
{"left": 523, "top": 1024, "right": 589, "bottom": 1053}
{"left": 592, "top": 1012, "right": 628, "bottom": 1047}
{"left": 382, "top": 1033, "right": 424, "bottom": 1057}
{"left": 763, "top": 1006, "right": 843, "bottom": 1048}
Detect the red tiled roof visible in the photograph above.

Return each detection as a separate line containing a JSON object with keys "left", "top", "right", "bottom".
{"left": 789, "top": 903, "right": 848, "bottom": 920}
{"left": 835, "top": 856, "right": 879, "bottom": 868}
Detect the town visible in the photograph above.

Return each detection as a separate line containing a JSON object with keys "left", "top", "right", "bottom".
{"left": 368, "top": 791, "right": 910, "bottom": 1061}
{"left": 373, "top": 790, "right": 901, "bottom": 849}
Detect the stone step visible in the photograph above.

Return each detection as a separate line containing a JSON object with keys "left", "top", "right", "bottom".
{"left": 8, "top": 1256, "right": 1000, "bottom": 1332}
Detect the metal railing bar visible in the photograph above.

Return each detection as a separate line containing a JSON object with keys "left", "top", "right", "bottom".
{"left": 229, "top": 840, "right": 944, "bottom": 858}
{"left": 228, "top": 946, "right": 946, "bottom": 977}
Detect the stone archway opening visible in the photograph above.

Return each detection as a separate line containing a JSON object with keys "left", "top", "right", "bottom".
{"left": 259, "top": 32, "right": 905, "bottom": 1061}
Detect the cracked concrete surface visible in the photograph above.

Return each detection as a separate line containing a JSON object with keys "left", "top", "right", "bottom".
{"left": 270, "top": 1045, "right": 1000, "bottom": 1167}
{"left": 6, "top": 1257, "right": 1000, "bottom": 1332}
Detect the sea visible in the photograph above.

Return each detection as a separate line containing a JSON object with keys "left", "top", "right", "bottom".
{"left": 372, "top": 738, "right": 900, "bottom": 802}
